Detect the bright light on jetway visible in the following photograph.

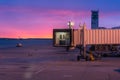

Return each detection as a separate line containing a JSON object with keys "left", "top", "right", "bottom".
{"left": 67, "top": 21, "right": 74, "bottom": 29}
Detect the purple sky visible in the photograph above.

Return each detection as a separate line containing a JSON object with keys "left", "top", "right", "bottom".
{"left": 0, "top": 0, "right": 120, "bottom": 38}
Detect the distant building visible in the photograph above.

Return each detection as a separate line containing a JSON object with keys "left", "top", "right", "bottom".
{"left": 98, "top": 27, "right": 107, "bottom": 29}
{"left": 91, "top": 10, "right": 99, "bottom": 29}
{"left": 112, "top": 26, "right": 120, "bottom": 29}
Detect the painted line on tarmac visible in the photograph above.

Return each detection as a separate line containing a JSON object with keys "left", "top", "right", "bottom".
{"left": 35, "top": 67, "right": 46, "bottom": 74}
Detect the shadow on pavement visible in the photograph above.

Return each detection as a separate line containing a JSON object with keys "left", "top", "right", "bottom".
{"left": 114, "top": 69, "right": 120, "bottom": 73}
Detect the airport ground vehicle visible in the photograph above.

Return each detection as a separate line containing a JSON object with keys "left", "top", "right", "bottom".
{"left": 89, "top": 45, "right": 120, "bottom": 57}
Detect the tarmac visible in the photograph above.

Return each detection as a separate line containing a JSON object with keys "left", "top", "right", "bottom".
{"left": 0, "top": 46, "right": 120, "bottom": 80}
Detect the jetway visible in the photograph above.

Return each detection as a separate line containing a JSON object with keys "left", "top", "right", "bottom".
{"left": 53, "top": 24, "right": 120, "bottom": 46}
{"left": 74, "top": 26, "right": 120, "bottom": 46}
{"left": 53, "top": 24, "right": 120, "bottom": 58}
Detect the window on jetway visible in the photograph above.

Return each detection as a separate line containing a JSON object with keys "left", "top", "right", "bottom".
{"left": 54, "top": 32, "right": 70, "bottom": 46}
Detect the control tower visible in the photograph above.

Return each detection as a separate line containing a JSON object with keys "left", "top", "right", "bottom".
{"left": 91, "top": 10, "right": 99, "bottom": 29}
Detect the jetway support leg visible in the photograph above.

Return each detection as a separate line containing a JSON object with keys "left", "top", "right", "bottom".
{"left": 83, "top": 46, "right": 86, "bottom": 59}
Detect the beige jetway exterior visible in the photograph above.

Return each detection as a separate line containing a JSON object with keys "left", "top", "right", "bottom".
{"left": 53, "top": 24, "right": 120, "bottom": 58}
{"left": 53, "top": 24, "right": 120, "bottom": 47}
{"left": 73, "top": 24, "right": 120, "bottom": 46}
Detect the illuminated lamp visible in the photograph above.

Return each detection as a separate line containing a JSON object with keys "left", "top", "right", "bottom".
{"left": 67, "top": 21, "right": 74, "bottom": 29}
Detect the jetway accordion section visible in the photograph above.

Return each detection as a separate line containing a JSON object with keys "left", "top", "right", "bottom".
{"left": 73, "top": 29, "right": 120, "bottom": 46}
{"left": 73, "top": 29, "right": 81, "bottom": 46}
{"left": 85, "top": 29, "right": 120, "bottom": 45}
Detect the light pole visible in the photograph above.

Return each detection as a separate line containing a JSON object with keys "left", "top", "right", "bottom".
{"left": 67, "top": 21, "right": 74, "bottom": 47}
{"left": 67, "top": 21, "right": 74, "bottom": 29}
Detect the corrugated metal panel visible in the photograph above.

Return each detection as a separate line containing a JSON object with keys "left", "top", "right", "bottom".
{"left": 74, "top": 29, "right": 120, "bottom": 45}
{"left": 80, "top": 30, "right": 82, "bottom": 44}
{"left": 86, "top": 30, "right": 89, "bottom": 44}
{"left": 118, "top": 30, "right": 119, "bottom": 43}
{"left": 73, "top": 30, "right": 79, "bottom": 46}
{"left": 113, "top": 30, "right": 115, "bottom": 43}
{"left": 117, "top": 30, "right": 119, "bottom": 44}
{"left": 99, "top": 30, "right": 101, "bottom": 44}
{"left": 116, "top": 30, "right": 119, "bottom": 43}
{"left": 110, "top": 30, "right": 112, "bottom": 44}
{"left": 89, "top": 30, "right": 92, "bottom": 44}
{"left": 74, "top": 29, "right": 83, "bottom": 45}
{"left": 104, "top": 30, "right": 107, "bottom": 44}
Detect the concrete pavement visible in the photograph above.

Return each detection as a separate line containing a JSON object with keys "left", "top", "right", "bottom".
{"left": 0, "top": 46, "right": 120, "bottom": 80}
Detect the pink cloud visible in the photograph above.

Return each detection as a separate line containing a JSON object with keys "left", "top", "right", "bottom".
{"left": 0, "top": 6, "right": 89, "bottom": 17}
{"left": 0, "top": 6, "right": 91, "bottom": 38}
{"left": 1, "top": 6, "right": 120, "bottom": 38}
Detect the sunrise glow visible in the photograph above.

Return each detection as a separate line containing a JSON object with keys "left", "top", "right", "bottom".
{"left": 0, "top": 0, "right": 120, "bottom": 38}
